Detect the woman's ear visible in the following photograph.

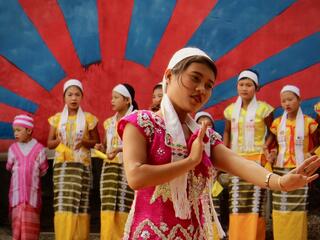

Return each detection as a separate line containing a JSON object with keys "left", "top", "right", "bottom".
{"left": 125, "top": 97, "right": 131, "bottom": 106}
{"left": 164, "top": 69, "right": 173, "bottom": 85}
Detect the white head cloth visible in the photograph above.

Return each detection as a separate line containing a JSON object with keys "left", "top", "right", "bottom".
{"left": 231, "top": 70, "right": 259, "bottom": 152}
{"left": 63, "top": 79, "right": 83, "bottom": 93}
{"left": 238, "top": 70, "right": 259, "bottom": 86}
{"left": 280, "top": 84, "right": 300, "bottom": 97}
{"left": 277, "top": 85, "right": 304, "bottom": 167}
{"left": 194, "top": 111, "right": 214, "bottom": 123}
{"left": 59, "top": 79, "right": 86, "bottom": 159}
{"left": 106, "top": 84, "right": 134, "bottom": 154}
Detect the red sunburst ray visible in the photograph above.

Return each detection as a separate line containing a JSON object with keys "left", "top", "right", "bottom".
{"left": 149, "top": 0, "right": 218, "bottom": 75}
{"left": 98, "top": 0, "right": 134, "bottom": 62}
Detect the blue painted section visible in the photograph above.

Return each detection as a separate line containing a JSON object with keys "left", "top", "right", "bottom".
{"left": 58, "top": 0, "right": 101, "bottom": 65}
{"left": 0, "top": 122, "right": 14, "bottom": 139}
{"left": 0, "top": 1, "right": 65, "bottom": 90}
{"left": 204, "top": 32, "right": 320, "bottom": 108}
{"left": 0, "top": 87, "right": 38, "bottom": 113}
{"left": 125, "top": 0, "right": 176, "bottom": 66}
{"left": 188, "top": 0, "right": 295, "bottom": 60}
{"left": 213, "top": 120, "right": 225, "bottom": 136}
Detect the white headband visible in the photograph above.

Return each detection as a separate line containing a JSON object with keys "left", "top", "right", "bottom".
{"left": 194, "top": 111, "right": 214, "bottom": 123}
{"left": 163, "top": 47, "right": 214, "bottom": 92}
{"left": 280, "top": 85, "right": 300, "bottom": 97}
{"left": 63, "top": 79, "right": 83, "bottom": 93}
{"left": 113, "top": 84, "right": 132, "bottom": 101}
{"left": 238, "top": 70, "right": 259, "bottom": 86}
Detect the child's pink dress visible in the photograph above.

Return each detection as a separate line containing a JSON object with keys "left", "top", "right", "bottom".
{"left": 118, "top": 110, "right": 222, "bottom": 240}
{"left": 6, "top": 139, "right": 48, "bottom": 240}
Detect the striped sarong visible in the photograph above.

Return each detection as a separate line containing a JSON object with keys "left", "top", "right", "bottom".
{"left": 100, "top": 162, "right": 134, "bottom": 239}
{"left": 100, "top": 162, "right": 134, "bottom": 212}
{"left": 12, "top": 203, "right": 40, "bottom": 240}
{"left": 53, "top": 162, "right": 91, "bottom": 213}
{"left": 53, "top": 162, "right": 91, "bottom": 240}
{"left": 228, "top": 175, "right": 266, "bottom": 240}
{"left": 272, "top": 167, "right": 308, "bottom": 240}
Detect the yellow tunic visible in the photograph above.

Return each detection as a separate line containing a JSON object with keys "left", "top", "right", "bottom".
{"left": 103, "top": 116, "right": 122, "bottom": 163}
{"left": 224, "top": 101, "right": 273, "bottom": 240}
{"left": 224, "top": 101, "right": 274, "bottom": 158}
{"left": 48, "top": 112, "right": 98, "bottom": 166}
{"left": 270, "top": 115, "right": 318, "bottom": 168}
{"left": 48, "top": 111, "right": 98, "bottom": 240}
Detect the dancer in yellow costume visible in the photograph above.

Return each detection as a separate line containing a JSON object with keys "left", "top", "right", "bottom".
{"left": 95, "top": 83, "right": 136, "bottom": 240}
{"left": 313, "top": 102, "right": 320, "bottom": 156}
{"left": 224, "top": 70, "right": 274, "bottom": 240}
{"left": 47, "top": 79, "right": 99, "bottom": 240}
{"left": 265, "top": 85, "right": 319, "bottom": 240}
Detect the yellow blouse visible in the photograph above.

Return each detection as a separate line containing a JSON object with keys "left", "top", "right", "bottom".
{"left": 103, "top": 116, "right": 122, "bottom": 164}
{"left": 48, "top": 112, "right": 98, "bottom": 165}
{"left": 270, "top": 115, "right": 318, "bottom": 168}
{"left": 314, "top": 102, "right": 320, "bottom": 116}
{"left": 224, "top": 101, "right": 274, "bottom": 156}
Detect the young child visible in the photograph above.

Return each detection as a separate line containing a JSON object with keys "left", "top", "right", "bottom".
{"left": 266, "top": 85, "right": 319, "bottom": 240}
{"left": 117, "top": 48, "right": 320, "bottom": 240}
{"left": 150, "top": 82, "right": 163, "bottom": 112}
{"left": 223, "top": 70, "right": 274, "bottom": 240}
{"left": 47, "top": 79, "right": 99, "bottom": 240}
{"left": 95, "top": 83, "right": 137, "bottom": 240}
{"left": 7, "top": 114, "right": 48, "bottom": 240}
{"left": 195, "top": 111, "right": 223, "bottom": 240}
{"left": 195, "top": 111, "right": 215, "bottom": 130}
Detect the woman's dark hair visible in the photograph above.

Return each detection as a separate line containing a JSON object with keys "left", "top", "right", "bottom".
{"left": 153, "top": 83, "right": 163, "bottom": 92}
{"left": 171, "top": 55, "right": 218, "bottom": 79}
{"left": 123, "top": 83, "right": 139, "bottom": 110}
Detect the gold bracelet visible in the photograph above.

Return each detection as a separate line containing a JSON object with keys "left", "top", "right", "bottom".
{"left": 264, "top": 172, "right": 274, "bottom": 189}
{"left": 277, "top": 176, "right": 288, "bottom": 192}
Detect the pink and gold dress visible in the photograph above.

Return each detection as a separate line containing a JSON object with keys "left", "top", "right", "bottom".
{"left": 118, "top": 110, "right": 222, "bottom": 240}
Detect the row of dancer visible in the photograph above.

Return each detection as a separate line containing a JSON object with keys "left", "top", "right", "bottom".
{"left": 151, "top": 67, "right": 320, "bottom": 239}
{"left": 6, "top": 47, "right": 320, "bottom": 240}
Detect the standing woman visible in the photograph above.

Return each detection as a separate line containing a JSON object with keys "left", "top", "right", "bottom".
{"left": 47, "top": 79, "right": 99, "bottom": 240}
{"left": 117, "top": 48, "right": 319, "bottom": 240}
{"left": 266, "top": 85, "right": 319, "bottom": 240}
{"left": 223, "top": 70, "right": 274, "bottom": 240}
{"left": 95, "top": 83, "right": 136, "bottom": 239}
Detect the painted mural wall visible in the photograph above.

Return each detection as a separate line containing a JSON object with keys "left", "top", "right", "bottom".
{"left": 0, "top": 0, "right": 319, "bottom": 153}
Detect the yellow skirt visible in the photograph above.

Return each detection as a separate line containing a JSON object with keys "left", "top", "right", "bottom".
{"left": 228, "top": 154, "right": 266, "bottom": 240}
{"left": 54, "top": 212, "right": 90, "bottom": 240}
{"left": 272, "top": 210, "right": 307, "bottom": 240}
{"left": 100, "top": 211, "right": 129, "bottom": 240}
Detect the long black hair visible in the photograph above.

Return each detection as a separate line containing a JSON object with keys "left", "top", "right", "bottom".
{"left": 123, "top": 83, "right": 139, "bottom": 110}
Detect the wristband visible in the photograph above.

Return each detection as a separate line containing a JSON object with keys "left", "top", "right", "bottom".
{"left": 264, "top": 172, "right": 274, "bottom": 189}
